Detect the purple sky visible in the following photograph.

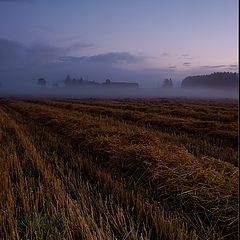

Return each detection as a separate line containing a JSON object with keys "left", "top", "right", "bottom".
{"left": 0, "top": 0, "right": 238, "bottom": 87}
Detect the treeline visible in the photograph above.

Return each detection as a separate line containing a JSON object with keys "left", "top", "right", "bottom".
{"left": 53, "top": 75, "right": 138, "bottom": 88}
{"left": 181, "top": 72, "right": 238, "bottom": 88}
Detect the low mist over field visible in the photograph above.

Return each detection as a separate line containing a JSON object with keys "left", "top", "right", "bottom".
{"left": 0, "top": 84, "right": 238, "bottom": 99}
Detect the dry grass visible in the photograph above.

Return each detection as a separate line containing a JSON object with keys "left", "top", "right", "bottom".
{"left": 36, "top": 99, "right": 238, "bottom": 165}
{"left": 0, "top": 98, "right": 238, "bottom": 239}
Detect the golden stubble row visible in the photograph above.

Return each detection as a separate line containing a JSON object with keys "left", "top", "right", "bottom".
{"left": 0, "top": 106, "right": 203, "bottom": 240}
{"left": 1, "top": 99, "right": 238, "bottom": 239}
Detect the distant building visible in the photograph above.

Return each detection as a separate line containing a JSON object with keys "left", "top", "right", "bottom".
{"left": 53, "top": 76, "right": 139, "bottom": 88}
{"left": 102, "top": 79, "right": 138, "bottom": 88}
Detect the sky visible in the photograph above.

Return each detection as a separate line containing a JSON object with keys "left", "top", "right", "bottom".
{"left": 0, "top": 0, "right": 238, "bottom": 88}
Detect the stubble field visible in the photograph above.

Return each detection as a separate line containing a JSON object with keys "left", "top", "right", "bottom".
{"left": 0, "top": 98, "right": 238, "bottom": 240}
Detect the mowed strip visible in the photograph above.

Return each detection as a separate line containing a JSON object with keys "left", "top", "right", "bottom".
{"left": 0, "top": 106, "right": 200, "bottom": 240}
{"left": 44, "top": 99, "right": 238, "bottom": 148}
{"left": 1, "top": 107, "right": 132, "bottom": 239}
{"left": 41, "top": 100, "right": 239, "bottom": 145}
{"left": 29, "top": 99, "right": 238, "bottom": 165}
{"left": 2, "top": 99, "right": 238, "bottom": 239}
{"left": 58, "top": 98, "right": 238, "bottom": 123}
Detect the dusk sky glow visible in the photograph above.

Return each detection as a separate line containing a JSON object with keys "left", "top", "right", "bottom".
{"left": 0, "top": 0, "right": 238, "bottom": 87}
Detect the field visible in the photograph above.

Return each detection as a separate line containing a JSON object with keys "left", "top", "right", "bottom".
{"left": 0, "top": 98, "right": 238, "bottom": 240}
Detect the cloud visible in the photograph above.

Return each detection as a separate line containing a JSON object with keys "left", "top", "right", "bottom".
{"left": 0, "top": 0, "right": 31, "bottom": 2}
{"left": 200, "top": 65, "right": 227, "bottom": 68}
{"left": 228, "top": 64, "right": 238, "bottom": 69}
{"left": 180, "top": 54, "right": 193, "bottom": 60}
{"left": 29, "top": 45, "right": 67, "bottom": 66}
{"left": 200, "top": 64, "right": 238, "bottom": 72}
{"left": 28, "top": 43, "right": 93, "bottom": 66}
{"left": 0, "top": 38, "right": 95, "bottom": 68}
{"left": 142, "top": 67, "right": 176, "bottom": 73}
{"left": 0, "top": 38, "right": 65, "bottom": 69}
{"left": 183, "top": 62, "right": 191, "bottom": 66}
{"left": 59, "top": 52, "right": 145, "bottom": 64}
{"left": 0, "top": 0, "right": 30, "bottom": 1}
{"left": 0, "top": 38, "right": 28, "bottom": 69}
{"left": 0, "top": 37, "right": 150, "bottom": 87}
{"left": 161, "top": 52, "right": 169, "bottom": 57}
{"left": 65, "top": 42, "right": 94, "bottom": 52}
{"left": 0, "top": 38, "right": 145, "bottom": 73}
{"left": 0, "top": 38, "right": 24, "bottom": 59}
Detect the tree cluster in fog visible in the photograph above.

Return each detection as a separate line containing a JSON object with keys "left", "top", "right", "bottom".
{"left": 37, "top": 78, "right": 46, "bottom": 86}
{"left": 181, "top": 72, "right": 238, "bottom": 88}
{"left": 162, "top": 78, "right": 173, "bottom": 88}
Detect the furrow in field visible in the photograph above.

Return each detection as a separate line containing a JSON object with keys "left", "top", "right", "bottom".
{"left": 1, "top": 107, "right": 86, "bottom": 239}
{"left": 2, "top": 99, "right": 238, "bottom": 239}
{"left": 60, "top": 98, "right": 238, "bottom": 123}
{"left": 1, "top": 105, "right": 201, "bottom": 240}
{"left": 29, "top": 99, "right": 238, "bottom": 165}
{"left": 45, "top": 100, "right": 238, "bottom": 149}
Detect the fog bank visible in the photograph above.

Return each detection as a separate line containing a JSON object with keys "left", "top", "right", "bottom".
{"left": 0, "top": 85, "right": 238, "bottom": 100}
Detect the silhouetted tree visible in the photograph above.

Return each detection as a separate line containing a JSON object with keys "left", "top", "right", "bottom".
{"left": 106, "top": 79, "right": 111, "bottom": 84}
{"left": 162, "top": 78, "right": 173, "bottom": 88}
{"left": 37, "top": 78, "right": 46, "bottom": 86}
{"left": 72, "top": 78, "right": 77, "bottom": 85}
{"left": 64, "top": 75, "right": 72, "bottom": 86}
{"left": 77, "top": 78, "right": 84, "bottom": 84}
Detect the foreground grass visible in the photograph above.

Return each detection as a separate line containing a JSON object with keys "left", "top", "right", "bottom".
{"left": 0, "top": 98, "right": 238, "bottom": 239}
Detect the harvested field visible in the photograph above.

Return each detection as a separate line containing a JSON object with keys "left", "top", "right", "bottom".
{"left": 0, "top": 98, "right": 238, "bottom": 240}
